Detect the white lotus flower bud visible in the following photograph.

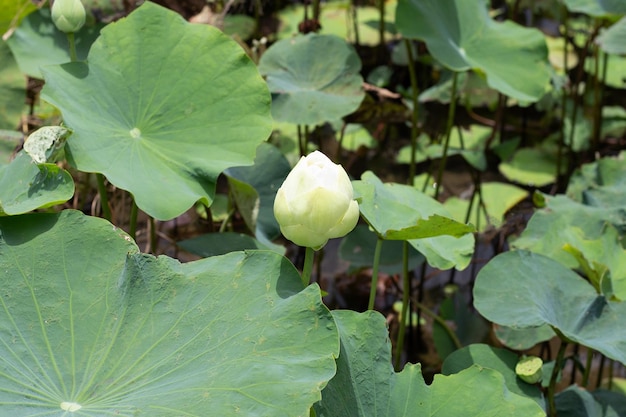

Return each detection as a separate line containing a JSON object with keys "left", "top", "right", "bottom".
{"left": 51, "top": 0, "right": 86, "bottom": 33}
{"left": 274, "top": 151, "right": 359, "bottom": 250}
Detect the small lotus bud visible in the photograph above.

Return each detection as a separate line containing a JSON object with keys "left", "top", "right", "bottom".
{"left": 273, "top": 151, "right": 359, "bottom": 250}
{"left": 515, "top": 355, "right": 543, "bottom": 384}
{"left": 51, "top": 0, "right": 86, "bottom": 33}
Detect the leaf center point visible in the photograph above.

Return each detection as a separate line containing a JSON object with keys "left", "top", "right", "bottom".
{"left": 130, "top": 127, "right": 142, "bottom": 139}
{"left": 60, "top": 401, "right": 82, "bottom": 412}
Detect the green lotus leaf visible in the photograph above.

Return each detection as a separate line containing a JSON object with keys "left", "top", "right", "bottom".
{"left": 443, "top": 182, "right": 529, "bottom": 232}
{"left": 597, "top": 17, "right": 626, "bottom": 55}
{"left": 474, "top": 250, "right": 626, "bottom": 365}
{"left": 315, "top": 310, "right": 544, "bottom": 417}
{"left": 395, "top": 0, "right": 551, "bottom": 102}
{"left": 0, "top": 210, "right": 339, "bottom": 416}
{"left": 339, "top": 224, "right": 425, "bottom": 275}
{"left": 493, "top": 324, "right": 555, "bottom": 351}
{"left": 556, "top": 385, "right": 626, "bottom": 417}
{"left": 6, "top": 7, "right": 103, "bottom": 79}
{"left": 562, "top": 0, "right": 626, "bottom": 16}
{"left": 225, "top": 143, "right": 291, "bottom": 244}
{"left": 513, "top": 194, "right": 626, "bottom": 268}
{"left": 499, "top": 147, "right": 563, "bottom": 187}
{"left": 0, "top": 151, "right": 74, "bottom": 215}
{"left": 0, "top": 40, "right": 24, "bottom": 130}
{"left": 178, "top": 231, "right": 284, "bottom": 257}
{"left": 40, "top": 2, "right": 272, "bottom": 220}
{"left": 353, "top": 171, "right": 475, "bottom": 270}
{"left": 442, "top": 344, "right": 545, "bottom": 410}
{"left": 258, "top": 33, "right": 365, "bottom": 125}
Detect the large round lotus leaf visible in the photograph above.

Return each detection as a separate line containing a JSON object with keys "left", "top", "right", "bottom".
{"left": 597, "top": 17, "right": 626, "bottom": 55}
{"left": 395, "top": 0, "right": 551, "bottom": 102}
{"left": 0, "top": 40, "right": 24, "bottom": 130}
{"left": 40, "top": 2, "right": 272, "bottom": 220}
{"left": 0, "top": 152, "right": 74, "bottom": 215}
{"left": 562, "top": 0, "right": 626, "bottom": 16}
{"left": 315, "top": 310, "right": 544, "bottom": 417}
{"left": 353, "top": 171, "right": 475, "bottom": 270}
{"left": 6, "top": 8, "right": 104, "bottom": 79}
{"left": 0, "top": 210, "right": 339, "bottom": 416}
{"left": 258, "top": 33, "right": 365, "bottom": 125}
{"left": 474, "top": 250, "right": 626, "bottom": 365}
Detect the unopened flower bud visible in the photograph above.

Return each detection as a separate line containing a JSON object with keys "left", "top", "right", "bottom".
{"left": 51, "top": 0, "right": 86, "bottom": 33}
{"left": 274, "top": 151, "right": 359, "bottom": 250}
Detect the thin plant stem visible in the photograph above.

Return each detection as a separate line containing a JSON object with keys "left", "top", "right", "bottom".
{"left": 367, "top": 237, "right": 384, "bottom": 310}
{"left": 412, "top": 299, "right": 462, "bottom": 350}
{"left": 394, "top": 241, "right": 410, "bottom": 371}
{"left": 96, "top": 173, "right": 112, "bottom": 222}
{"left": 301, "top": 246, "right": 315, "bottom": 287}
{"left": 312, "top": 0, "right": 321, "bottom": 25}
{"left": 66, "top": 32, "right": 78, "bottom": 62}
{"left": 129, "top": 197, "right": 138, "bottom": 241}
{"left": 434, "top": 72, "right": 459, "bottom": 199}
{"left": 581, "top": 348, "right": 593, "bottom": 387}
{"left": 556, "top": 12, "right": 568, "bottom": 190}
{"left": 297, "top": 125, "right": 304, "bottom": 156}
{"left": 378, "top": 0, "right": 385, "bottom": 49}
{"left": 547, "top": 339, "right": 568, "bottom": 417}
{"left": 404, "top": 39, "right": 420, "bottom": 184}
{"left": 148, "top": 216, "right": 158, "bottom": 254}
{"left": 351, "top": 0, "right": 360, "bottom": 46}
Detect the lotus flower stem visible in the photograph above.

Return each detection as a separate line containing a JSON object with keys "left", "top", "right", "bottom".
{"left": 66, "top": 32, "right": 77, "bottom": 62}
{"left": 129, "top": 197, "right": 138, "bottom": 240}
{"left": 95, "top": 173, "right": 112, "bottom": 222}
{"left": 404, "top": 38, "right": 420, "bottom": 184}
{"left": 435, "top": 71, "right": 459, "bottom": 199}
{"left": 547, "top": 339, "right": 568, "bottom": 417}
{"left": 302, "top": 246, "right": 315, "bottom": 287}
{"left": 394, "top": 241, "right": 411, "bottom": 370}
{"left": 367, "top": 237, "right": 383, "bottom": 310}
{"left": 581, "top": 347, "right": 594, "bottom": 387}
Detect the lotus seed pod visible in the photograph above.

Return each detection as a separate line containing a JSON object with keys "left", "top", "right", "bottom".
{"left": 515, "top": 355, "right": 543, "bottom": 384}
{"left": 273, "top": 151, "right": 359, "bottom": 250}
{"left": 51, "top": 0, "right": 86, "bottom": 33}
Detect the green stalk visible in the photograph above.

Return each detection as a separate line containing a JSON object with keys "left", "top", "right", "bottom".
{"left": 394, "top": 241, "right": 410, "bottom": 370}
{"left": 302, "top": 246, "right": 315, "bottom": 287}
{"left": 413, "top": 299, "right": 462, "bottom": 350}
{"left": 351, "top": 0, "right": 360, "bottom": 46}
{"left": 129, "top": 197, "right": 138, "bottom": 241}
{"left": 434, "top": 72, "right": 459, "bottom": 199}
{"left": 148, "top": 216, "right": 158, "bottom": 254}
{"left": 96, "top": 173, "right": 112, "bottom": 222}
{"left": 581, "top": 348, "right": 593, "bottom": 387}
{"left": 297, "top": 125, "right": 304, "bottom": 156}
{"left": 404, "top": 39, "right": 420, "bottom": 184}
{"left": 378, "top": 0, "right": 385, "bottom": 49}
{"left": 367, "top": 238, "right": 384, "bottom": 310}
{"left": 556, "top": 13, "right": 568, "bottom": 189}
{"left": 66, "top": 32, "right": 78, "bottom": 62}
{"left": 547, "top": 339, "right": 568, "bottom": 417}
